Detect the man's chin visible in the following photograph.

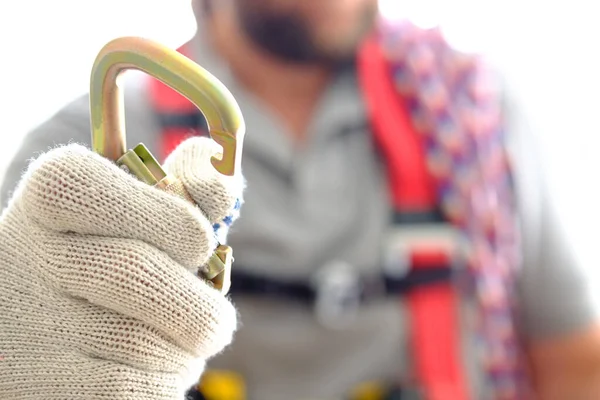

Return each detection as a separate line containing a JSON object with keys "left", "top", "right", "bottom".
{"left": 238, "top": 6, "right": 376, "bottom": 66}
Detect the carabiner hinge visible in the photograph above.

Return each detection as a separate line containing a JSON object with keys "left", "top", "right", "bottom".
{"left": 203, "top": 244, "right": 233, "bottom": 294}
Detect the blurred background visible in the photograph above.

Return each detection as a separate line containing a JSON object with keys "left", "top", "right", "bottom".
{"left": 0, "top": 0, "right": 598, "bottom": 294}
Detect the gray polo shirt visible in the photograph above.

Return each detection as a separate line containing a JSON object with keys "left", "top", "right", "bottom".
{"left": 1, "top": 33, "right": 597, "bottom": 400}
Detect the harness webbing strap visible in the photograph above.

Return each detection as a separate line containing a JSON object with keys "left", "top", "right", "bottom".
{"left": 358, "top": 36, "right": 469, "bottom": 400}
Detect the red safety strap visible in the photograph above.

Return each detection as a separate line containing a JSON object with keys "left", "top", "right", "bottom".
{"left": 357, "top": 36, "right": 470, "bottom": 400}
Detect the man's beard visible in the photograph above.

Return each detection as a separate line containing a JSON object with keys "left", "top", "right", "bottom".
{"left": 235, "top": 5, "right": 378, "bottom": 65}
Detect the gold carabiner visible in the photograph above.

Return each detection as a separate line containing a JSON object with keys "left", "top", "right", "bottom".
{"left": 89, "top": 36, "right": 245, "bottom": 293}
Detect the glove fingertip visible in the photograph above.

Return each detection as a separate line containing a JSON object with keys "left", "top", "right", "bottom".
{"left": 163, "top": 137, "right": 246, "bottom": 224}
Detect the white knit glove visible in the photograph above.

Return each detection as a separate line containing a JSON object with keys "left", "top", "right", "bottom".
{"left": 0, "top": 137, "right": 244, "bottom": 400}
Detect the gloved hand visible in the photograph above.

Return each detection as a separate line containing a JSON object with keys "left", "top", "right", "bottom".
{"left": 0, "top": 137, "right": 244, "bottom": 400}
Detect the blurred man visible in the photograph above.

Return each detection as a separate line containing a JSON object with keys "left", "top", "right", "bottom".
{"left": 2, "top": 0, "right": 600, "bottom": 399}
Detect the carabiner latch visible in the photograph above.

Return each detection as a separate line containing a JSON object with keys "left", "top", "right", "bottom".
{"left": 88, "top": 36, "right": 246, "bottom": 293}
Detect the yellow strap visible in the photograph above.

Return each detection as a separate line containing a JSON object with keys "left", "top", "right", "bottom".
{"left": 348, "top": 381, "right": 387, "bottom": 400}
{"left": 197, "top": 370, "right": 247, "bottom": 400}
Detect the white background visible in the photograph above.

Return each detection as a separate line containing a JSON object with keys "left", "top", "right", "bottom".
{"left": 1, "top": 1, "right": 599, "bottom": 295}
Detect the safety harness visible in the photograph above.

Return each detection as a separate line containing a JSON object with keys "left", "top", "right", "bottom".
{"left": 149, "top": 20, "right": 527, "bottom": 400}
